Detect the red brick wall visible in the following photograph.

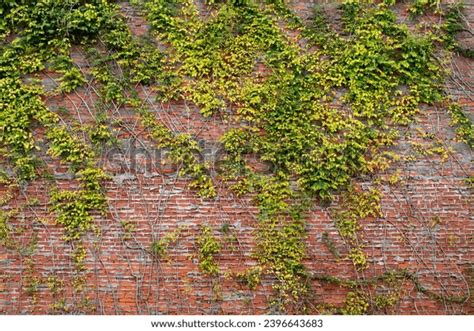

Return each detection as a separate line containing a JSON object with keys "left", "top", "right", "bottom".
{"left": 0, "top": 1, "right": 472, "bottom": 314}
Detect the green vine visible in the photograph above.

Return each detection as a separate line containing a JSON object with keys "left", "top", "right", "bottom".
{"left": 447, "top": 102, "right": 474, "bottom": 148}
{"left": 196, "top": 225, "right": 221, "bottom": 276}
{"left": 1, "top": 0, "right": 470, "bottom": 314}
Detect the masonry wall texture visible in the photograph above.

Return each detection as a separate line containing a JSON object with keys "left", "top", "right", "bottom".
{"left": 0, "top": 1, "right": 473, "bottom": 315}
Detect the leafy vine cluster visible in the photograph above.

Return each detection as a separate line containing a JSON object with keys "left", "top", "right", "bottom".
{"left": 0, "top": 0, "right": 472, "bottom": 313}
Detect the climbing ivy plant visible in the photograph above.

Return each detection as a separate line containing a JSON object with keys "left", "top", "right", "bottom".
{"left": 1, "top": 0, "right": 472, "bottom": 314}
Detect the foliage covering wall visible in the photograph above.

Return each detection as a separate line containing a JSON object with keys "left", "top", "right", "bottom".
{"left": 0, "top": 0, "right": 473, "bottom": 314}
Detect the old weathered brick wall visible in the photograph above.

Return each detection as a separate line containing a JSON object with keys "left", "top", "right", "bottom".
{"left": 0, "top": 1, "right": 473, "bottom": 314}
